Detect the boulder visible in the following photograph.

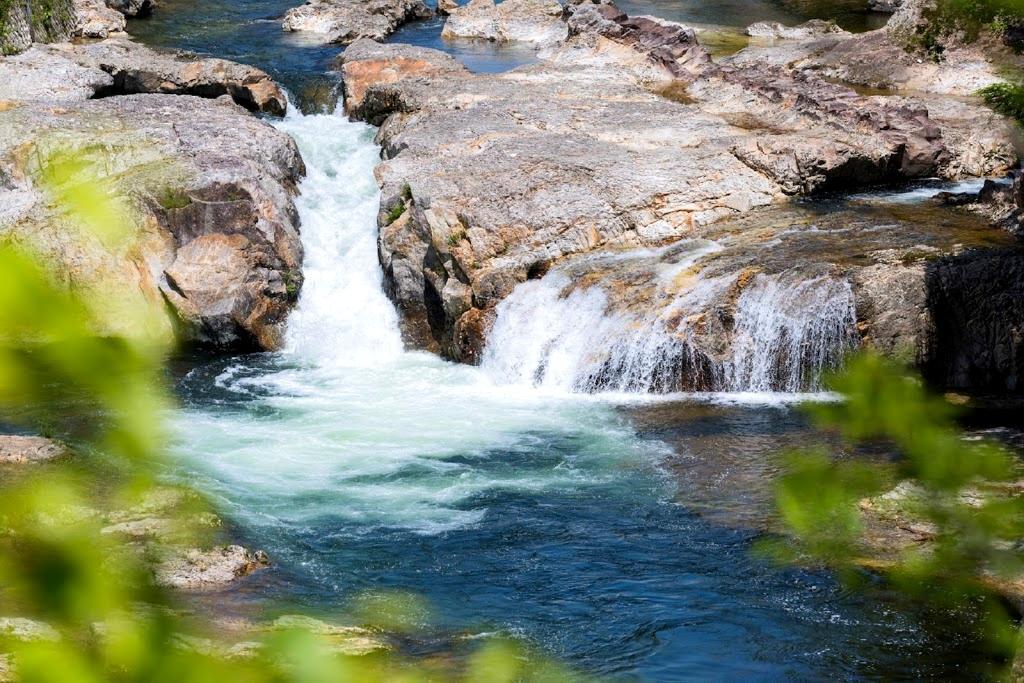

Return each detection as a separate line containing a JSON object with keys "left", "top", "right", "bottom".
{"left": 441, "top": 0, "right": 568, "bottom": 46}
{"left": 74, "top": 0, "right": 127, "bottom": 38}
{"left": 745, "top": 19, "right": 847, "bottom": 41}
{"left": 0, "top": 38, "right": 288, "bottom": 116}
{"left": 104, "top": 0, "right": 154, "bottom": 17}
{"left": 154, "top": 545, "right": 269, "bottom": 591}
{"left": 0, "top": 91, "right": 304, "bottom": 350}
{"left": 282, "top": 0, "right": 432, "bottom": 45}
{"left": 0, "top": 435, "right": 67, "bottom": 463}
{"left": 341, "top": 4, "right": 1017, "bottom": 361}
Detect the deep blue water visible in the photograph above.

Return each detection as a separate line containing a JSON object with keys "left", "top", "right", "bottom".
{"left": 141, "top": 2, "right": 994, "bottom": 678}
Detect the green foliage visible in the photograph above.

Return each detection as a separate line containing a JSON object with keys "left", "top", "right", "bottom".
{"left": 384, "top": 201, "right": 406, "bottom": 226}
{"left": 978, "top": 82, "right": 1024, "bottom": 124}
{"left": 0, "top": 150, "right": 580, "bottom": 681}
{"left": 769, "top": 353, "right": 1024, "bottom": 668}
{"left": 156, "top": 187, "right": 193, "bottom": 211}
{"left": 926, "top": 0, "right": 1024, "bottom": 44}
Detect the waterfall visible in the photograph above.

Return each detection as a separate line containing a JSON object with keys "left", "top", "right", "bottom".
{"left": 724, "top": 274, "right": 857, "bottom": 392}
{"left": 271, "top": 102, "right": 856, "bottom": 398}
{"left": 274, "top": 105, "right": 404, "bottom": 366}
{"left": 481, "top": 260, "right": 858, "bottom": 394}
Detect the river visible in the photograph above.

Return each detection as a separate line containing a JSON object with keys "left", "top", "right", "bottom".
{"left": 136, "top": 2, "right": 1003, "bottom": 678}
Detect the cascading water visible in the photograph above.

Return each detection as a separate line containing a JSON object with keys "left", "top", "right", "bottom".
{"left": 724, "top": 273, "right": 857, "bottom": 392}
{"left": 481, "top": 248, "right": 858, "bottom": 394}
{"left": 170, "top": 106, "right": 656, "bottom": 540}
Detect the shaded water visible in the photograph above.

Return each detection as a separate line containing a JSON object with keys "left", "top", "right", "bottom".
{"left": 126, "top": 1, "right": 1017, "bottom": 678}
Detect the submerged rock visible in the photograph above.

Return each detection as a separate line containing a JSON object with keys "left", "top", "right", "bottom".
{"left": 745, "top": 19, "right": 847, "bottom": 41}
{"left": 0, "top": 435, "right": 67, "bottom": 464}
{"left": 155, "top": 545, "right": 269, "bottom": 591}
{"left": 341, "top": 3, "right": 1017, "bottom": 365}
{"left": 282, "top": 0, "right": 432, "bottom": 45}
{"left": 441, "top": 0, "right": 568, "bottom": 46}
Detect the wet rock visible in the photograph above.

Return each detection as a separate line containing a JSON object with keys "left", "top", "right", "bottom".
{"left": 264, "top": 616, "right": 388, "bottom": 655}
{"left": 441, "top": 0, "right": 568, "bottom": 46}
{"left": 154, "top": 545, "right": 269, "bottom": 591}
{"left": 282, "top": 0, "right": 431, "bottom": 45}
{"left": 104, "top": 0, "right": 154, "bottom": 17}
{"left": 0, "top": 435, "right": 67, "bottom": 464}
{"left": 0, "top": 93, "right": 304, "bottom": 350}
{"left": 745, "top": 19, "right": 847, "bottom": 41}
{"left": 342, "top": 4, "right": 1015, "bottom": 361}
{"left": 955, "top": 175, "right": 1024, "bottom": 236}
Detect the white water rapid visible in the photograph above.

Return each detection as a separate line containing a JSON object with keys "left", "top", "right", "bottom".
{"left": 171, "top": 108, "right": 656, "bottom": 538}
{"left": 480, "top": 252, "right": 857, "bottom": 394}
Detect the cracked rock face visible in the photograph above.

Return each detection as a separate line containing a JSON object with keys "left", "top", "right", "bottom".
{"left": 0, "top": 38, "right": 302, "bottom": 351}
{"left": 340, "top": 3, "right": 1017, "bottom": 362}
{"left": 0, "top": 88, "right": 304, "bottom": 350}
{"left": 282, "top": 0, "right": 432, "bottom": 45}
{"left": 0, "top": 38, "right": 287, "bottom": 115}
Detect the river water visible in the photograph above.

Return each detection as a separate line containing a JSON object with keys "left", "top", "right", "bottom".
{"left": 135, "top": 2, "right": 1002, "bottom": 678}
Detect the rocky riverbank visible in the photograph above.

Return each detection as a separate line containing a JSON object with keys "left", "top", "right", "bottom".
{"left": 0, "top": 28, "right": 304, "bottom": 350}
{"left": 341, "top": 0, "right": 1022, "bottom": 391}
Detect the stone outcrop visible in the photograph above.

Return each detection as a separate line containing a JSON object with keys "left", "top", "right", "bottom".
{"left": 0, "top": 42, "right": 304, "bottom": 350}
{"left": 74, "top": 0, "right": 128, "bottom": 38}
{"left": 1, "top": 0, "right": 78, "bottom": 54}
{"left": 0, "top": 38, "right": 287, "bottom": 115}
{"left": 341, "top": 3, "right": 1017, "bottom": 362}
{"left": 282, "top": 0, "right": 431, "bottom": 45}
{"left": 154, "top": 545, "right": 269, "bottom": 590}
{"left": 441, "top": 0, "right": 568, "bottom": 46}
{"left": 0, "top": 435, "right": 67, "bottom": 463}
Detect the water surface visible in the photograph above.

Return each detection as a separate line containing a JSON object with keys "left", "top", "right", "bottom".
{"left": 127, "top": 2, "right": 1010, "bottom": 678}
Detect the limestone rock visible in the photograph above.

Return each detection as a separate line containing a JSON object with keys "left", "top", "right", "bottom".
{"left": 1, "top": 0, "right": 78, "bottom": 55}
{"left": 0, "top": 435, "right": 67, "bottom": 463}
{"left": 155, "top": 545, "right": 269, "bottom": 591}
{"left": 0, "top": 38, "right": 287, "bottom": 115}
{"left": 0, "top": 93, "right": 304, "bottom": 350}
{"left": 441, "top": 0, "right": 568, "bottom": 46}
{"left": 282, "top": 0, "right": 432, "bottom": 45}
{"left": 342, "top": 4, "right": 1016, "bottom": 361}
{"left": 74, "top": 0, "right": 127, "bottom": 38}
